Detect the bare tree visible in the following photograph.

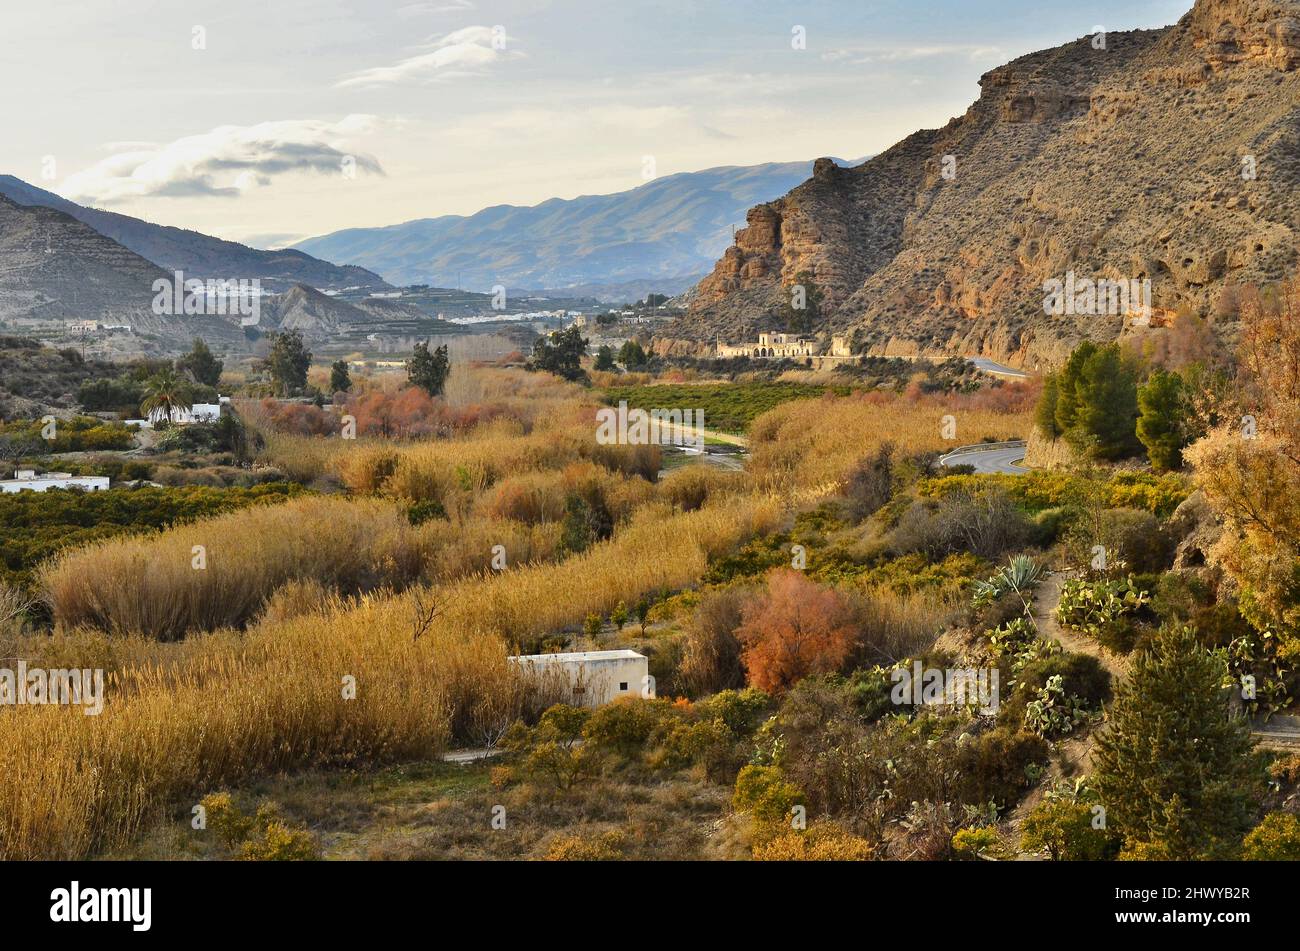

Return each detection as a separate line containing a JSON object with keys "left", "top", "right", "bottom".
{"left": 410, "top": 587, "right": 444, "bottom": 642}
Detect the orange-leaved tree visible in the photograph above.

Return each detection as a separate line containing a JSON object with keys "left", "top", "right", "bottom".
{"left": 736, "top": 569, "right": 857, "bottom": 695}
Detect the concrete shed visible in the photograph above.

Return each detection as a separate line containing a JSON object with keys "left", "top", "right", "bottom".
{"left": 508, "top": 649, "right": 652, "bottom": 708}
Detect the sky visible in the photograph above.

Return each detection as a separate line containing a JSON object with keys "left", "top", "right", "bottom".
{"left": 1, "top": 0, "right": 1194, "bottom": 247}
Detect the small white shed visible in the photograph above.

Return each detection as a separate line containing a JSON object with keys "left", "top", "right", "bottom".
{"left": 508, "top": 649, "right": 652, "bottom": 708}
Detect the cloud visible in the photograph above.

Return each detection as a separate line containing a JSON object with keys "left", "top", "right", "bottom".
{"left": 336, "top": 25, "right": 518, "bottom": 88}
{"left": 59, "top": 116, "right": 384, "bottom": 204}
{"left": 396, "top": 0, "right": 476, "bottom": 15}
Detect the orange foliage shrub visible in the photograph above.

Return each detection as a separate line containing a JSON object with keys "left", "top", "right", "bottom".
{"left": 736, "top": 569, "right": 857, "bottom": 695}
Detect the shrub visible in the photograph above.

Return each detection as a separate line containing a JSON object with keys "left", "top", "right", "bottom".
{"left": 951, "top": 727, "right": 1050, "bottom": 808}
{"left": 1021, "top": 799, "right": 1118, "bottom": 860}
{"left": 1242, "top": 813, "right": 1300, "bottom": 860}
{"left": 679, "top": 587, "right": 749, "bottom": 696}
{"left": 732, "top": 765, "right": 804, "bottom": 827}
{"left": 951, "top": 826, "right": 1000, "bottom": 858}
{"left": 583, "top": 698, "right": 673, "bottom": 759}
{"left": 753, "top": 821, "right": 873, "bottom": 861}
{"left": 736, "top": 569, "right": 857, "bottom": 694}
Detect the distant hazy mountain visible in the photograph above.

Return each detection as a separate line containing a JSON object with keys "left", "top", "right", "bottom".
{"left": 292, "top": 160, "right": 854, "bottom": 297}
{"left": 0, "top": 175, "right": 388, "bottom": 293}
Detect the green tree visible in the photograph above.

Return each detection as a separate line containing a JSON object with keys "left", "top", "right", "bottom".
{"left": 1053, "top": 340, "right": 1098, "bottom": 436}
{"left": 593, "top": 345, "right": 616, "bottom": 371}
{"left": 140, "top": 367, "right": 193, "bottom": 424}
{"left": 330, "top": 359, "right": 352, "bottom": 394}
{"left": 617, "top": 339, "right": 647, "bottom": 368}
{"left": 406, "top": 342, "right": 450, "bottom": 397}
{"left": 1035, "top": 374, "right": 1061, "bottom": 439}
{"left": 1093, "top": 626, "right": 1260, "bottom": 859}
{"left": 176, "top": 338, "right": 223, "bottom": 388}
{"left": 529, "top": 325, "right": 588, "bottom": 382}
{"left": 265, "top": 330, "right": 311, "bottom": 396}
{"left": 1070, "top": 343, "right": 1140, "bottom": 460}
{"left": 1136, "top": 368, "right": 1187, "bottom": 471}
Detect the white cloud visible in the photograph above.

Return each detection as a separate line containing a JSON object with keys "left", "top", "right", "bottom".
{"left": 337, "top": 25, "right": 518, "bottom": 88}
{"left": 59, "top": 116, "right": 385, "bottom": 204}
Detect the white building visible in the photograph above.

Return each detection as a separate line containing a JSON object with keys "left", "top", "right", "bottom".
{"left": 127, "top": 396, "right": 229, "bottom": 429}
{"left": 507, "top": 649, "right": 652, "bottom": 708}
{"left": 1, "top": 470, "right": 109, "bottom": 494}
{"left": 716, "top": 332, "right": 854, "bottom": 362}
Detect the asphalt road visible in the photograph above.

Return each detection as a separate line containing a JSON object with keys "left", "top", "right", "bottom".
{"left": 938, "top": 443, "right": 1029, "bottom": 474}
{"left": 967, "top": 357, "right": 1029, "bottom": 380}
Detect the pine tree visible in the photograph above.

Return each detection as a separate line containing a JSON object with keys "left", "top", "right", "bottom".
{"left": 1093, "top": 626, "right": 1260, "bottom": 859}
{"left": 406, "top": 342, "right": 450, "bottom": 397}
{"left": 1071, "top": 343, "right": 1140, "bottom": 459}
{"left": 330, "top": 359, "right": 352, "bottom": 394}
{"left": 1053, "top": 340, "right": 1097, "bottom": 436}
{"left": 1035, "top": 374, "right": 1061, "bottom": 439}
{"left": 1136, "top": 368, "right": 1186, "bottom": 471}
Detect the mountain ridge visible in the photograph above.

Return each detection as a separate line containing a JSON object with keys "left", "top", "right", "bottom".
{"left": 663, "top": 0, "right": 1300, "bottom": 369}
{"left": 292, "top": 159, "right": 857, "bottom": 297}
{"left": 0, "top": 175, "right": 389, "bottom": 294}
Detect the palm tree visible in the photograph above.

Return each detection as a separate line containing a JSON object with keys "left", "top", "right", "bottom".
{"left": 140, "top": 367, "right": 193, "bottom": 425}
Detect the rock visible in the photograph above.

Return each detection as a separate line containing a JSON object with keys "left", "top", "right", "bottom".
{"left": 664, "top": 0, "right": 1300, "bottom": 369}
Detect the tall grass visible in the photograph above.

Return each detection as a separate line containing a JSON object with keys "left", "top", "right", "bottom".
{"left": 42, "top": 498, "right": 414, "bottom": 639}
{"left": 0, "top": 495, "right": 780, "bottom": 859}
{"left": 748, "top": 392, "right": 1029, "bottom": 493}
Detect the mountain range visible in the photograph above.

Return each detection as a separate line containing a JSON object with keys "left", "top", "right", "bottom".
{"left": 663, "top": 0, "right": 1300, "bottom": 369}
{"left": 292, "top": 160, "right": 850, "bottom": 298}
{"left": 0, "top": 175, "right": 388, "bottom": 294}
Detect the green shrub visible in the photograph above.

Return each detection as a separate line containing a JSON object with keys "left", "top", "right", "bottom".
{"left": 952, "top": 727, "right": 1050, "bottom": 809}
{"left": 1021, "top": 799, "right": 1119, "bottom": 860}
{"left": 732, "top": 764, "right": 804, "bottom": 826}
{"left": 1241, "top": 813, "right": 1300, "bottom": 860}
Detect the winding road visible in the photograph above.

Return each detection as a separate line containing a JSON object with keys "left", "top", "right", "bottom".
{"left": 938, "top": 440, "right": 1029, "bottom": 474}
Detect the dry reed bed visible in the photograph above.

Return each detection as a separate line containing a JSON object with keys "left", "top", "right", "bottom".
{"left": 747, "top": 393, "right": 1030, "bottom": 492}
{"left": 39, "top": 497, "right": 561, "bottom": 640}
{"left": 0, "top": 496, "right": 780, "bottom": 859}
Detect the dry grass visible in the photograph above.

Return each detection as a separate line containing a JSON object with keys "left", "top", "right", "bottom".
{"left": 0, "top": 495, "right": 779, "bottom": 859}
{"left": 40, "top": 496, "right": 428, "bottom": 640}
{"left": 748, "top": 392, "right": 1029, "bottom": 493}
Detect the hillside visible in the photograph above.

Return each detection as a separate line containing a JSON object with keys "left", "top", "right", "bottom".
{"left": 292, "top": 160, "right": 849, "bottom": 297}
{"left": 0, "top": 195, "right": 249, "bottom": 348}
{"left": 260, "top": 283, "right": 435, "bottom": 336}
{"left": 0, "top": 175, "right": 389, "bottom": 294}
{"left": 664, "top": 0, "right": 1300, "bottom": 369}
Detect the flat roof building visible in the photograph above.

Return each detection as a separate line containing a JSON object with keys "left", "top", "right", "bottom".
{"left": 507, "top": 649, "right": 652, "bottom": 708}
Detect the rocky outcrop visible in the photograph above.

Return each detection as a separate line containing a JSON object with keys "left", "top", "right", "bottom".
{"left": 668, "top": 0, "right": 1300, "bottom": 370}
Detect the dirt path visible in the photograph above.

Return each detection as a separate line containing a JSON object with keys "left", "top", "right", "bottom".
{"left": 1031, "top": 571, "right": 1127, "bottom": 682}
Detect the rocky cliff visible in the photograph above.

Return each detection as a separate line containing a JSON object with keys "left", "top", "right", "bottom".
{"left": 666, "top": 0, "right": 1300, "bottom": 369}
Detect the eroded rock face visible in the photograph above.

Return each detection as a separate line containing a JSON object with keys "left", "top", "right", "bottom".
{"left": 668, "top": 0, "right": 1300, "bottom": 369}
{"left": 1188, "top": 0, "right": 1300, "bottom": 70}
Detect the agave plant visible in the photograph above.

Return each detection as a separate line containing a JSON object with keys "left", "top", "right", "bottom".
{"left": 971, "top": 555, "right": 1044, "bottom": 608}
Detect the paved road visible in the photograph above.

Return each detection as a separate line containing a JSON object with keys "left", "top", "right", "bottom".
{"left": 967, "top": 357, "right": 1030, "bottom": 380}
{"left": 938, "top": 442, "right": 1029, "bottom": 474}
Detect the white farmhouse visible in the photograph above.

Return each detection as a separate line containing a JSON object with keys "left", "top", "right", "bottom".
{"left": 1, "top": 470, "right": 110, "bottom": 494}
{"left": 507, "top": 649, "right": 652, "bottom": 708}
{"left": 127, "top": 396, "right": 230, "bottom": 429}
